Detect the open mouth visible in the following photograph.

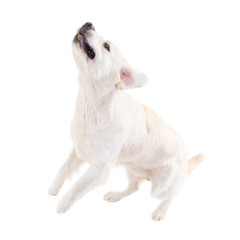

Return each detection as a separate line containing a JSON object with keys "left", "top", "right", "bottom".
{"left": 74, "top": 33, "right": 95, "bottom": 60}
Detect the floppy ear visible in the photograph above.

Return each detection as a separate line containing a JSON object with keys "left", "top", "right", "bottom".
{"left": 117, "top": 66, "right": 148, "bottom": 89}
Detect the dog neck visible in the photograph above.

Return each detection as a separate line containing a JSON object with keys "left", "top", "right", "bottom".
{"left": 74, "top": 74, "right": 120, "bottom": 127}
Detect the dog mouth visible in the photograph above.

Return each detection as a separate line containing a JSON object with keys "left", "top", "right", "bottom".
{"left": 73, "top": 33, "right": 96, "bottom": 60}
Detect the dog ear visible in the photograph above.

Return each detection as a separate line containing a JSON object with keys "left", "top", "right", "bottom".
{"left": 117, "top": 67, "right": 148, "bottom": 89}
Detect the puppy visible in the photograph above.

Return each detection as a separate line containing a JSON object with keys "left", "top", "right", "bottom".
{"left": 48, "top": 22, "right": 204, "bottom": 221}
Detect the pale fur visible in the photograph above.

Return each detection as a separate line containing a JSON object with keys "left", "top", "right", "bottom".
{"left": 48, "top": 24, "right": 204, "bottom": 221}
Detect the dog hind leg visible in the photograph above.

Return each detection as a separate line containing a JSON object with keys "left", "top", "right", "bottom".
{"left": 150, "top": 163, "right": 175, "bottom": 221}
{"left": 104, "top": 167, "right": 145, "bottom": 202}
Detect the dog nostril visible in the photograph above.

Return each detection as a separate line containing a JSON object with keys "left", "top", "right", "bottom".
{"left": 79, "top": 22, "right": 95, "bottom": 35}
{"left": 85, "top": 22, "right": 95, "bottom": 31}
{"left": 86, "top": 22, "right": 92, "bottom": 27}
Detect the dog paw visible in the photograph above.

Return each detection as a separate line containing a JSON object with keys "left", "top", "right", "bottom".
{"left": 104, "top": 192, "right": 122, "bottom": 202}
{"left": 57, "top": 202, "right": 70, "bottom": 214}
{"left": 48, "top": 185, "right": 59, "bottom": 196}
{"left": 57, "top": 205, "right": 68, "bottom": 214}
{"left": 151, "top": 209, "right": 167, "bottom": 221}
{"left": 57, "top": 194, "right": 73, "bottom": 214}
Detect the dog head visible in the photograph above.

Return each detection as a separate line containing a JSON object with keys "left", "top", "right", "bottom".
{"left": 72, "top": 22, "right": 147, "bottom": 91}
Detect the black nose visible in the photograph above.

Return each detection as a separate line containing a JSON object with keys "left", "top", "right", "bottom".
{"left": 80, "top": 22, "right": 95, "bottom": 34}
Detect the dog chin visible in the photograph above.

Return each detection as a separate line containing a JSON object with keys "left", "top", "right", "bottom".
{"left": 72, "top": 46, "right": 86, "bottom": 69}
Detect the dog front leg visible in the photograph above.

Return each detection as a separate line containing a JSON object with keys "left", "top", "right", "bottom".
{"left": 57, "top": 163, "right": 110, "bottom": 213}
{"left": 48, "top": 149, "right": 84, "bottom": 196}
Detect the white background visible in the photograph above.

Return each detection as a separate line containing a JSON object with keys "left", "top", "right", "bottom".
{"left": 0, "top": 0, "right": 239, "bottom": 239}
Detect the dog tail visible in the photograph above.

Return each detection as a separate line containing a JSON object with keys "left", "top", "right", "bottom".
{"left": 187, "top": 153, "right": 204, "bottom": 175}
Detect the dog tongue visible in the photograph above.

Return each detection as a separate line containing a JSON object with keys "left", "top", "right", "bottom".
{"left": 77, "top": 34, "right": 83, "bottom": 40}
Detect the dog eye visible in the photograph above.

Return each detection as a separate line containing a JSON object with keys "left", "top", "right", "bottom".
{"left": 104, "top": 42, "right": 110, "bottom": 52}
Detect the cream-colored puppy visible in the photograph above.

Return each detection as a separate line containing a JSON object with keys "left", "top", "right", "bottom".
{"left": 48, "top": 22, "right": 204, "bottom": 221}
